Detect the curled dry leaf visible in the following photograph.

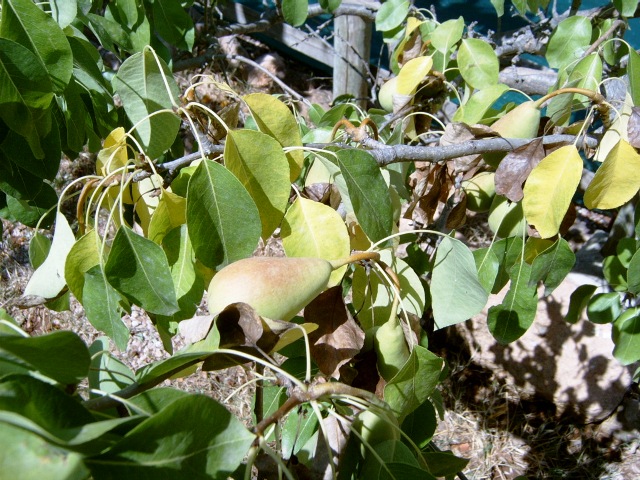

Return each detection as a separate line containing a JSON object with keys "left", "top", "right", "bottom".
{"left": 178, "top": 302, "right": 315, "bottom": 353}
{"left": 627, "top": 107, "right": 640, "bottom": 149}
{"left": 446, "top": 194, "right": 468, "bottom": 229}
{"left": 305, "top": 286, "right": 365, "bottom": 380}
{"left": 495, "top": 138, "right": 545, "bottom": 202}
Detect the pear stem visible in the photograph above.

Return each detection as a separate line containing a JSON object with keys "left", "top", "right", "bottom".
{"left": 329, "top": 251, "right": 381, "bottom": 270}
{"left": 533, "top": 87, "right": 611, "bottom": 127}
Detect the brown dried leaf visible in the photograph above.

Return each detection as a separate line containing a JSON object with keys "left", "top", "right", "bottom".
{"left": 446, "top": 194, "right": 467, "bottom": 229}
{"left": 628, "top": 107, "right": 640, "bottom": 149}
{"left": 306, "top": 286, "right": 365, "bottom": 379}
{"left": 441, "top": 123, "right": 496, "bottom": 174}
{"left": 398, "top": 29, "right": 423, "bottom": 66}
{"left": 418, "top": 165, "right": 447, "bottom": 223}
{"left": 495, "top": 138, "right": 545, "bottom": 202}
{"left": 303, "top": 183, "right": 333, "bottom": 204}
{"left": 178, "top": 315, "right": 215, "bottom": 344}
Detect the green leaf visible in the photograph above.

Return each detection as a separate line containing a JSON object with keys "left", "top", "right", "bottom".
{"left": 612, "top": 308, "right": 640, "bottom": 365}
{"left": 282, "top": 0, "right": 308, "bottom": 26}
{"left": 487, "top": 262, "right": 538, "bottom": 344}
{"left": 336, "top": 149, "right": 393, "bottom": 244}
{"left": 457, "top": 38, "right": 499, "bottom": 89}
{"left": 281, "top": 197, "right": 350, "bottom": 287}
{"left": 86, "top": 395, "right": 255, "bottom": 478}
{"left": 24, "top": 211, "right": 75, "bottom": 299}
{"left": 84, "top": 265, "right": 130, "bottom": 351}
{"left": 473, "top": 247, "right": 500, "bottom": 293}
{"left": 152, "top": 0, "right": 194, "bottom": 51}
{"left": 0, "top": 331, "right": 90, "bottom": 384}
{"left": 0, "top": 0, "right": 73, "bottom": 93}
{"left": 361, "top": 439, "right": 420, "bottom": 479}
{"left": 614, "top": 0, "right": 639, "bottom": 16}
{"left": 431, "top": 236, "right": 488, "bottom": 329}
{"left": 50, "top": 0, "right": 78, "bottom": 28}
{"left": 628, "top": 249, "right": 640, "bottom": 294}
{"left": 29, "top": 232, "right": 51, "bottom": 270}
{"left": 88, "top": 337, "right": 135, "bottom": 396}
{"left": 491, "top": 236, "right": 525, "bottom": 293}
{"left": 490, "top": 0, "right": 505, "bottom": 16}
{"left": 64, "top": 229, "right": 101, "bottom": 301}
{"left": 375, "top": 0, "right": 410, "bottom": 32}
{"left": 401, "top": 400, "right": 437, "bottom": 449}
{"left": 603, "top": 254, "right": 629, "bottom": 291}
{"left": 0, "top": 375, "right": 141, "bottom": 452}
{"left": 565, "top": 284, "right": 597, "bottom": 324}
{"left": 546, "top": 16, "right": 592, "bottom": 71}
{"left": 148, "top": 189, "right": 187, "bottom": 245}
{"left": 0, "top": 38, "right": 53, "bottom": 140}
{"left": 112, "top": 47, "right": 180, "bottom": 158}
{"left": 105, "top": 226, "right": 179, "bottom": 316}
{"left": 430, "top": 17, "right": 464, "bottom": 71}
{"left": 0, "top": 423, "right": 89, "bottom": 480}
{"left": 585, "top": 140, "right": 640, "bottom": 210}
{"left": 628, "top": 48, "right": 640, "bottom": 106}
{"left": 529, "top": 238, "right": 576, "bottom": 296}
{"left": 281, "top": 402, "right": 318, "bottom": 459}
{"left": 546, "top": 53, "right": 603, "bottom": 124}
{"left": 156, "top": 225, "right": 205, "bottom": 330}
{"left": 587, "top": 292, "right": 622, "bottom": 324}
{"left": 352, "top": 251, "right": 426, "bottom": 332}
{"left": 522, "top": 145, "right": 583, "bottom": 238}
{"left": 384, "top": 345, "right": 444, "bottom": 421}
{"left": 422, "top": 451, "right": 469, "bottom": 477}
{"left": 2, "top": 120, "right": 62, "bottom": 180}
{"left": 128, "top": 387, "right": 191, "bottom": 415}
{"left": 453, "top": 83, "right": 508, "bottom": 124}
{"left": 224, "top": 129, "right": 290, "bottom": 239}
{"left": 244, "top": 93, "right": 304, "bottom": 181}
{"left": 186, "top": 159, "right": 261, "bottom": 271}
{"left": 3, "top": 188, "right": 57, "bottom": 227}
{"left": 136, "top": 351, "right": 213, "bottom": 385}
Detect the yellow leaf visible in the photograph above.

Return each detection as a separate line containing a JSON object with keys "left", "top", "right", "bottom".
{"left": 594, "top": 93, "right": 632, "bottom": 162}
{"left": 396, "top": 56, "right": 433, "bottom": 95}
{"left": 148, "top": 189, "right": 187, "bottom": 244}
{"left": 97, "top": 127, "right": 129, "bottom": 176}
{"left": 132, "top": 174, "right": 163, "bottom": 235}
{"left": 281, "top": 197, "right": 350, "bottom": 287}
{"left": 523, "top": 145, "right": 582, "bottom": 238}
{"left": 584, "top": 139, "right": 640, "bottom": 209}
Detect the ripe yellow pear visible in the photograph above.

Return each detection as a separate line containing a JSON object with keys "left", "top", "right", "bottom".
{"left": 207, "top": 257, "right": 334, "bottom": 320}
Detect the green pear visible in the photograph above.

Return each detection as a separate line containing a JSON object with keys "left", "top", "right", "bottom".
{"left": 488, "top": 195, "right": 527, "bottom": 238}
{"left": 462, "top": 172, "right": 496, "bottom": 212}
{"left": 207, "top": 257, "right": 334, "bottom": 320}
{"left": 485, "top": 101, "right": 541, "bottom": 167}
{"left": 353, "top": 408, "right": 400, "bottom": 457}
{"left": 374, "top": 317, "right": 410, "bottom": 381}
{"left": 378, "top": 77, "right": 398, "bottom": 112}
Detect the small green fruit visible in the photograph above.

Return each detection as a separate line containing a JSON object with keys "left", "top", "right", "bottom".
{"left": 488, "top": 195, "right": 527, "bottom": 238}
{"left": 207, "top": 257, "right": 333, "bottom": 320}
{"left": 378, "top": 77, "right": 398, "bottom": 112}
{"left": 354, "top": 409, "right": 400, "bottom": 457}
{"left": 374, "top": 318, "right": 410, "bottom": 381}
{"left": 485, "top": 101, "right": 541, "bottom": 167}
{"left": 462, "top": 172, "right": 496, "bottom": 212}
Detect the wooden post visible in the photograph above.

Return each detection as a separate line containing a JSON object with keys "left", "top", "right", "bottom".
{"left": 333, "top": 1, "right": 372, "bottom": 107}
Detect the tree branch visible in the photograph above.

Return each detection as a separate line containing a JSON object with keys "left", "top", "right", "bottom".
{"left": 311, "top": 134, "right": 599, "bottom": 166}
